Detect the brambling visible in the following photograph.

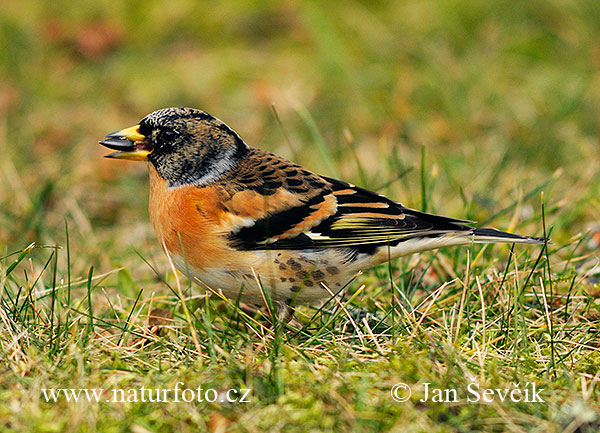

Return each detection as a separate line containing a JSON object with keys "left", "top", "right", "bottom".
{"left": 100, "top": 107, "right": 544, "bottom": 318}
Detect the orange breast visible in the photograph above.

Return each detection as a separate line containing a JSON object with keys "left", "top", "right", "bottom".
{"left": 148, "top": 165, "right": 233, "bottom": 270}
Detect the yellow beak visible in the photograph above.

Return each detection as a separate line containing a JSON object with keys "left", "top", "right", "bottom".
{"left": 99, "top": 124, "right": 151, "bottom": 161}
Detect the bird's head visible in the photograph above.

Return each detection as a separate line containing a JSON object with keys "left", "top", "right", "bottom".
{"left": 100, "top": 107, "right": 249, "bottom": 187}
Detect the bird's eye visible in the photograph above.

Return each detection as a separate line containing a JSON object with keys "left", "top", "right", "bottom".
{"left": 159, "top": 129, "right": 177, "bottom": 143}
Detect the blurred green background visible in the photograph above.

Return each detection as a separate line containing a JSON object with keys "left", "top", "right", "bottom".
{"left": 1, "top": 0, "right": 598, "bottom": 259}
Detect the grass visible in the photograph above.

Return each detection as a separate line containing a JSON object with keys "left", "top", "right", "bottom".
{"left": 1, "top": 0, "right": 600, "bottom": 431}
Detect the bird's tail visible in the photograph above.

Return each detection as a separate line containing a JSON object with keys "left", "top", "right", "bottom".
{"left": 376, "top": 225, "right": 546, "bottom": 262}
{"left": 470, "top": 227, "right": 547, "bottom": 245}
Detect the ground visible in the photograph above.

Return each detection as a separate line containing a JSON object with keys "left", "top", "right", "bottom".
{"left": 1, "top": 1, "right": 599, "bottom": 432}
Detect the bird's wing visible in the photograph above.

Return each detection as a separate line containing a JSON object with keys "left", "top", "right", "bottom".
{"left": 222, "top": 150, "right": 473, "bottom": 252}
{"left": 291, "top": 176, "right": 475, "bottom": 252}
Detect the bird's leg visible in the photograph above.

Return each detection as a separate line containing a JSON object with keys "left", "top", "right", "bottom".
{"left": 275, "top": 299, "right": 296, "bottom": 323}
{"left": 345, "top": 306, "right": 387, "bottom": 332}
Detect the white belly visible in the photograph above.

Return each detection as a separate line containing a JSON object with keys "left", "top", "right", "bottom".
{"left": 170, "top": 249, "right": 357, "bottom": 305}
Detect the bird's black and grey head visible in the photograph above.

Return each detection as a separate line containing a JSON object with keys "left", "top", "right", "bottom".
{"left": 99, "top": 107, "right": 249, "bottom": 187}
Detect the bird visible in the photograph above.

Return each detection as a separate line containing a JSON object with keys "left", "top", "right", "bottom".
{"left": 100, "top": 107, "right": 545, "bottom": 319}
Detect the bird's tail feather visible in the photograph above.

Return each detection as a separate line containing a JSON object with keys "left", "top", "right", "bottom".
{"left": 470, "top": 227, "right": 547, "bottom": 245}
{"left": 380, "top": 227, "right": 546, "bottom": 261}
